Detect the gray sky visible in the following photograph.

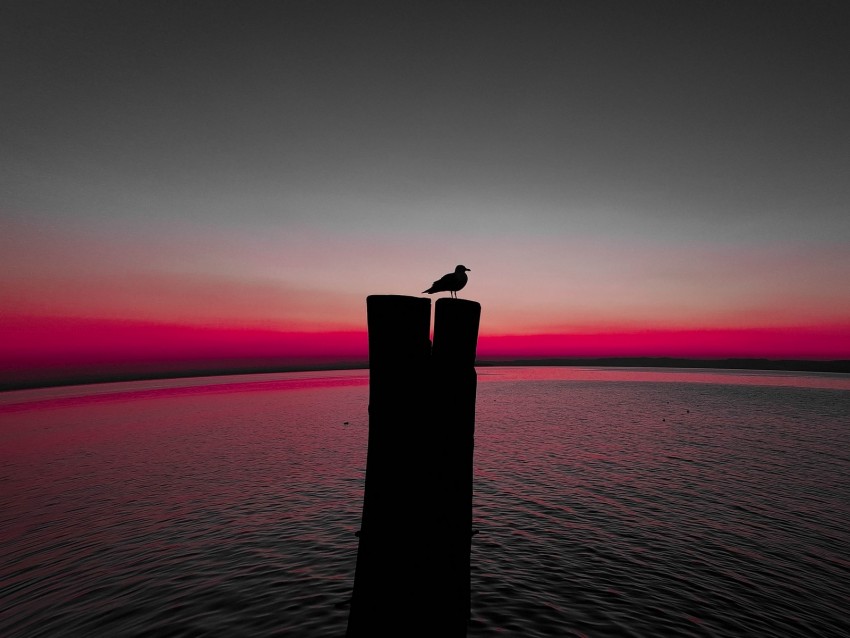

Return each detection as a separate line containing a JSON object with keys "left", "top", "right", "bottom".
{"left": 2, "top": 1, "right": 849, "bottom": 348}
{"left": 4, "top": 1, "right": 849, "bottom": 243}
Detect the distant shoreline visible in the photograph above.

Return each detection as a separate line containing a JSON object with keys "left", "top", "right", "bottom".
{"left": 2, "top": 358, "right": 848, "bottom": 393}
{"left": 477, "top": 357, "right": 850, "bottom": 374}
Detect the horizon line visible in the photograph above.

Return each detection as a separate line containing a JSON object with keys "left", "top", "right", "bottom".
{"left": 3, "top": 356, "right": 848, "bottom": 393}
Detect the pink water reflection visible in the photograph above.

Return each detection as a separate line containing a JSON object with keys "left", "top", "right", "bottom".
{"left": 3, "top": 367, "right": 846, "bottom": 416}
{"left": 0, "top": 370, "right": 369, "bottom": 414}
{"left": 477, "top": 366, "right": 850, "bottom": 390}
{"left": 1, "top": 365, "right": 849, "bottom": 637}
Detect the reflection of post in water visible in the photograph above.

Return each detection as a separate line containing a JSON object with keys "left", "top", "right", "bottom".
{"left": 346, "top": 295, "right": 481, "bottom": 638}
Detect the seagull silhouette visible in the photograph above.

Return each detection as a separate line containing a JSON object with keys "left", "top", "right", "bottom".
{"left": 422, "top": 265, "right": 471, "bottom": 299}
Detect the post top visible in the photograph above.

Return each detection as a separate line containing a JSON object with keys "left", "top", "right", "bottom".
{"left": 434, "top": 297, "right": 481, "bottom": 311}
{"left": 366, "top": 294, "right": 431, "bottom": 308}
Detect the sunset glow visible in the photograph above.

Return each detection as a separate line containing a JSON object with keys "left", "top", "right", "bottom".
{"left": 2, "top": 2, "right": 849, "bottom": 388}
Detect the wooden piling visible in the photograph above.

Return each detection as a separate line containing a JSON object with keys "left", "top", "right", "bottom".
{"left": 431, "top": 298, "right": 480, "bottom": 634}
{"left": 346, "top": 295, "right": 480, "bottom": 637}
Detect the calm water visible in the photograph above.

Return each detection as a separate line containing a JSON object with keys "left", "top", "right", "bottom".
{"left": 2, "top": 367, "right": 849, "bottom": 637}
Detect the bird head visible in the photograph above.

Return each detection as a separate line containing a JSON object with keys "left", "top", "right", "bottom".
{"left": 455, "top": 265, "right": 471, "bottom": 272}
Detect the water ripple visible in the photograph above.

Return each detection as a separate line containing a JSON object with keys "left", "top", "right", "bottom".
{"left": 1, "top": 369, "right": 849, "bottom": 636}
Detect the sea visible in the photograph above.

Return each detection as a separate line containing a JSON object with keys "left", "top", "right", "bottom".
{"left": 1, "top": 367, "right": 849, "bottom": 637}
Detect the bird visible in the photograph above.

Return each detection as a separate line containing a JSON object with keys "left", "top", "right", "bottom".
{"left": 422, "top": 265, "right": 471, "bottom": 298}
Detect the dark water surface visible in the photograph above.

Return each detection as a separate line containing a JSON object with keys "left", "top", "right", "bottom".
{"left": 1, "top": 368, "right": 849, "bottom": 637}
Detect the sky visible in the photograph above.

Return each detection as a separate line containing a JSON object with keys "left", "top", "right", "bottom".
{"left": 2, "top": 1, "right": 849, "bottom": 386}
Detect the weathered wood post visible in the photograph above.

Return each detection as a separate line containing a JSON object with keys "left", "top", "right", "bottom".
{"left": 347, "top": 295, "right": 432, "bottom": 636}
{"left": 430, "top": 297, "right": 481, "bottom": 635}
{"left": 346, "top": 295, "right": 480, "bottom": 637}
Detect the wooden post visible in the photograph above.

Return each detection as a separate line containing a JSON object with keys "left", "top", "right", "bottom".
{"left": 347, "top": 295, "right": 432, "bottom": 636}
{"left": 347, "top": 295, "right": 480, "bottom": 637}
{"left": 430, "top": 298, "right": 481, "bottom": 634}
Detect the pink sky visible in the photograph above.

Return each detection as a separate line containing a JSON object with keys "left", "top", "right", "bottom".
{"left": 3, "top": 3, "right": 849, "bottom": 387}
{"left": 2, "top": 218, "right": 848, "bottom": 387}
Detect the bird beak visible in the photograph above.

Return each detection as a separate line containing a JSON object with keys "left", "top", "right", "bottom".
{"left": 465, "top": 268, "right": 471, "bottom": 271}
